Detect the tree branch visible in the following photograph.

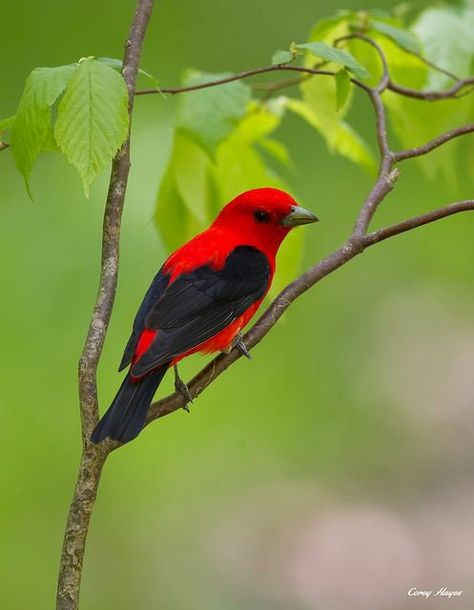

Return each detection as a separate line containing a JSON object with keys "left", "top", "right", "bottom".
{"left": 388, "top": 77, "right": 474, "bottom": 100}
{"left": 135, "top": 65, "right": 474, "bottom": 104}
{"left": 393, "top": 124, "right": 474, "bottom": 161}
{"left": 366, "top": 200, "right": 474, "bottom": 244}
{"left": 56, "top": 1, "right": 155, "bottom": 609}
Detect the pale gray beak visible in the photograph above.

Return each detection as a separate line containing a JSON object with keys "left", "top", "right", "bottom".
{"left": 281, "top": 205, "right": 319, "bottom": 227}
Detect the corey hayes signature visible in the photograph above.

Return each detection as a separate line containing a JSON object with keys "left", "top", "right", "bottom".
{"left": 408, "top": 588, "right": 463, "bottom": 600}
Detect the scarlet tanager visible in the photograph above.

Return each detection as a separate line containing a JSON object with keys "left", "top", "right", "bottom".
{"left": 91, "top": 188, "right": 318, "bottom": 444}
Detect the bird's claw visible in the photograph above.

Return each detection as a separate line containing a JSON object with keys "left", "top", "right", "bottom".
{"left": 235, "top": 336, "right": 252, "bottom": 360}
{"left": 174, "top": 365, "right": 193, "bottom": 412}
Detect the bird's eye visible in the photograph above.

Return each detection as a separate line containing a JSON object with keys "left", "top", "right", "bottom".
{"left": 254, "top": 209, "right": 270, "bottom": 223}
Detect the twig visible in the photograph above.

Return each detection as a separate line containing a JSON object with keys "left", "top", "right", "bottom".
{"left": 56, "top": 1, "right": 155, "bottom": 609}
{"left": 136, "top": 65, "right": 474, "bottom": 104}
{"left": 0, "top": 141, "right": 9, "bottom": 151}
{"left": 393, "top": 124, "right": 474, "bottom": 161}
{"left": 366, "top": 200, "right": 474, "bottom": 244}
{"left": 251, "top": 75, "right": 307, "bottom": 92}
{"left": 135, "top": 65, "right": 338, "bottom": 96}
{"left": 388, "top": 77, "right": 474, "bottom": 100}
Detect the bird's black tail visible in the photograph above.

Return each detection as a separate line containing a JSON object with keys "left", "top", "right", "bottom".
{"left": 91, "top": 365, "right": 169, "bottom": 444}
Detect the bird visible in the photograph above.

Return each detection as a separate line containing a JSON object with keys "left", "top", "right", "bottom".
{"left": 91, "top": 187, "right": 318, "bottom": 444}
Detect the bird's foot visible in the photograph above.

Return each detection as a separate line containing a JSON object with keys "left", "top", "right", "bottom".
{"left": 234, "top": 334, "right": 252, "bottom": 360}
{"left": 174, "top": 365, "right": 193, "bottom": 412}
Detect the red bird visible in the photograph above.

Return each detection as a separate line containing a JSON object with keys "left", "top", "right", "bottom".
{"left": 91, "top": 188, "right": 318, "bottom": 443}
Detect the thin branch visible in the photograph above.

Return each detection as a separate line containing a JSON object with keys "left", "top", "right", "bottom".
{"left": 136, "top": 65, "right": 473, "bottom": 103}
{"left": 410, "top": 53, "right": 460, "bottom": 82}
{"left": 366, "top": 200, "right": 474, "bottom": 244}
{"left": 393, "top": 124, "right": 474, "bottom": 162}
{"left": 137, "top": 65, "right": 288, "bottom": 95}
{"left": 56, "top": 1, "right": 155, "bottom": 609}
{"left": 135, "top": 65, "right": 360, "bottom": 96}
{"left": 388, "top": 77, "right": 474, "bottom": 100}
{"left": 251, "top": 75, "right": 307, "bottom": 92}
{"left": 0, "top": 141, "right": 9, "bottom": 151}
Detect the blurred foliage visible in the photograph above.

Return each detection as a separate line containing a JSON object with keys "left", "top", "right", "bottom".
{"left": 1, "top": 0, "right": 472, "bottom": 279}
{"left": 1, "top": 1, "right": 474, "bottom": 609}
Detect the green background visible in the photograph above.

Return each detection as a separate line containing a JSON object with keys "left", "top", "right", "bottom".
{"left": 1, "top": 1, "right": 473, "bottom": 609}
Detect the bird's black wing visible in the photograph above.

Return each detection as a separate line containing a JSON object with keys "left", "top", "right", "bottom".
{"left": 131, "top": 246, "right": 271, "bottom": 377}
{"left": 118, "top": 269, "right": 170, "bottom": 371}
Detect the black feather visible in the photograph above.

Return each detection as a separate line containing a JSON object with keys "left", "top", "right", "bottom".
{"left": 132, "top": 246, "right": 270, "bottom": 377}
{"left": 90, "top": 364, "right": 169, "bottom": 443}
{"left": 118, "top": 270, "right": 170, "bottom": 371}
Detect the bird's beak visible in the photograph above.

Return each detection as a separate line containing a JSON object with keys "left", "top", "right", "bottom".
{"left": 280, "top": 205, "right": 319, "bottom": 227}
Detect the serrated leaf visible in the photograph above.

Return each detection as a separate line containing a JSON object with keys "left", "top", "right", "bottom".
{"left": 176, "top": 71, "right": 251, "bottom": 155}
{"left": 335, "top": 69, "right": 351, "bottom": 110}
{"left": 296, "top": 41, "right": 370, "bottom": 79}
{"left": 55, "top": 59, "right": 129, "bottom": 196}
{"left": 272, "top": 50, "right": 294, "bottom": 65}
{"left": 10, "top": 65, "right": 76, "bottom": 193}
{"left": 370, "top": 20, "right": 420, "bottom": 54}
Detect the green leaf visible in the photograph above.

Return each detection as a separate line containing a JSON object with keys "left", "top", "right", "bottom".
{"left": 95, "top": 57, "right": 123, "bottom": 70}
{"left": 272, "top": 50, "right": 294, "bottom": 65}
{"left": 213, "top": 102, "right": 289, "bottom": 200}
{"left": 296, "top": 41, "right": 370, "bottom": 78}
{"left": 257, "top": 137, "right": 292, "bottom": 168}
{"left": 176, "top": 71, "right": 251, "bottom": 155}
{"left": 370, "top": 20, "right": 420, "bottom": 54}
{"left": 42, "top": 125, "right": 59, "bottom": 152}
{"left": 55, "top": 58, "right": 129, "bottom": 196}
{"left": 286, "top": 98, "right": 376, "bottom": 175}
{"left": 308, "top": 12, "right": 352, "bottom": 42}
{"left": 155, "top": 163, "right": 203, "bottom": 251}
{"left": 412, "top": 5, "right": 474, "bottom": 89}
{"left": 0, "top": 115, "right": 15, "bottom": 132}
{"left": 172, "top": 130, "right": 213, "bottom": 224}
{"left": 335, "top": 69, "right": 351, "bottom": 110}
{"left": 10, "top": 65, "right": 76, "bottom": 193}
{"left": 273, "top": 225, "right": 304, "bottom": 296}
{"left": 380, "top": 4, "right": 474, "bottom": 180}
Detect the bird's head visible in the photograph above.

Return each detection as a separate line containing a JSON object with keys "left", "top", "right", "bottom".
{"left": 212, "top": 188, "right": 318, "bottom": 254}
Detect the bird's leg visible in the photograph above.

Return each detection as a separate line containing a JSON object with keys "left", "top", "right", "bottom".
{"left": 174, "top": 365, "right": 193, "bottom": 412}
{"left": 233, "top": 333, "right": 252, "bottom": 360}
